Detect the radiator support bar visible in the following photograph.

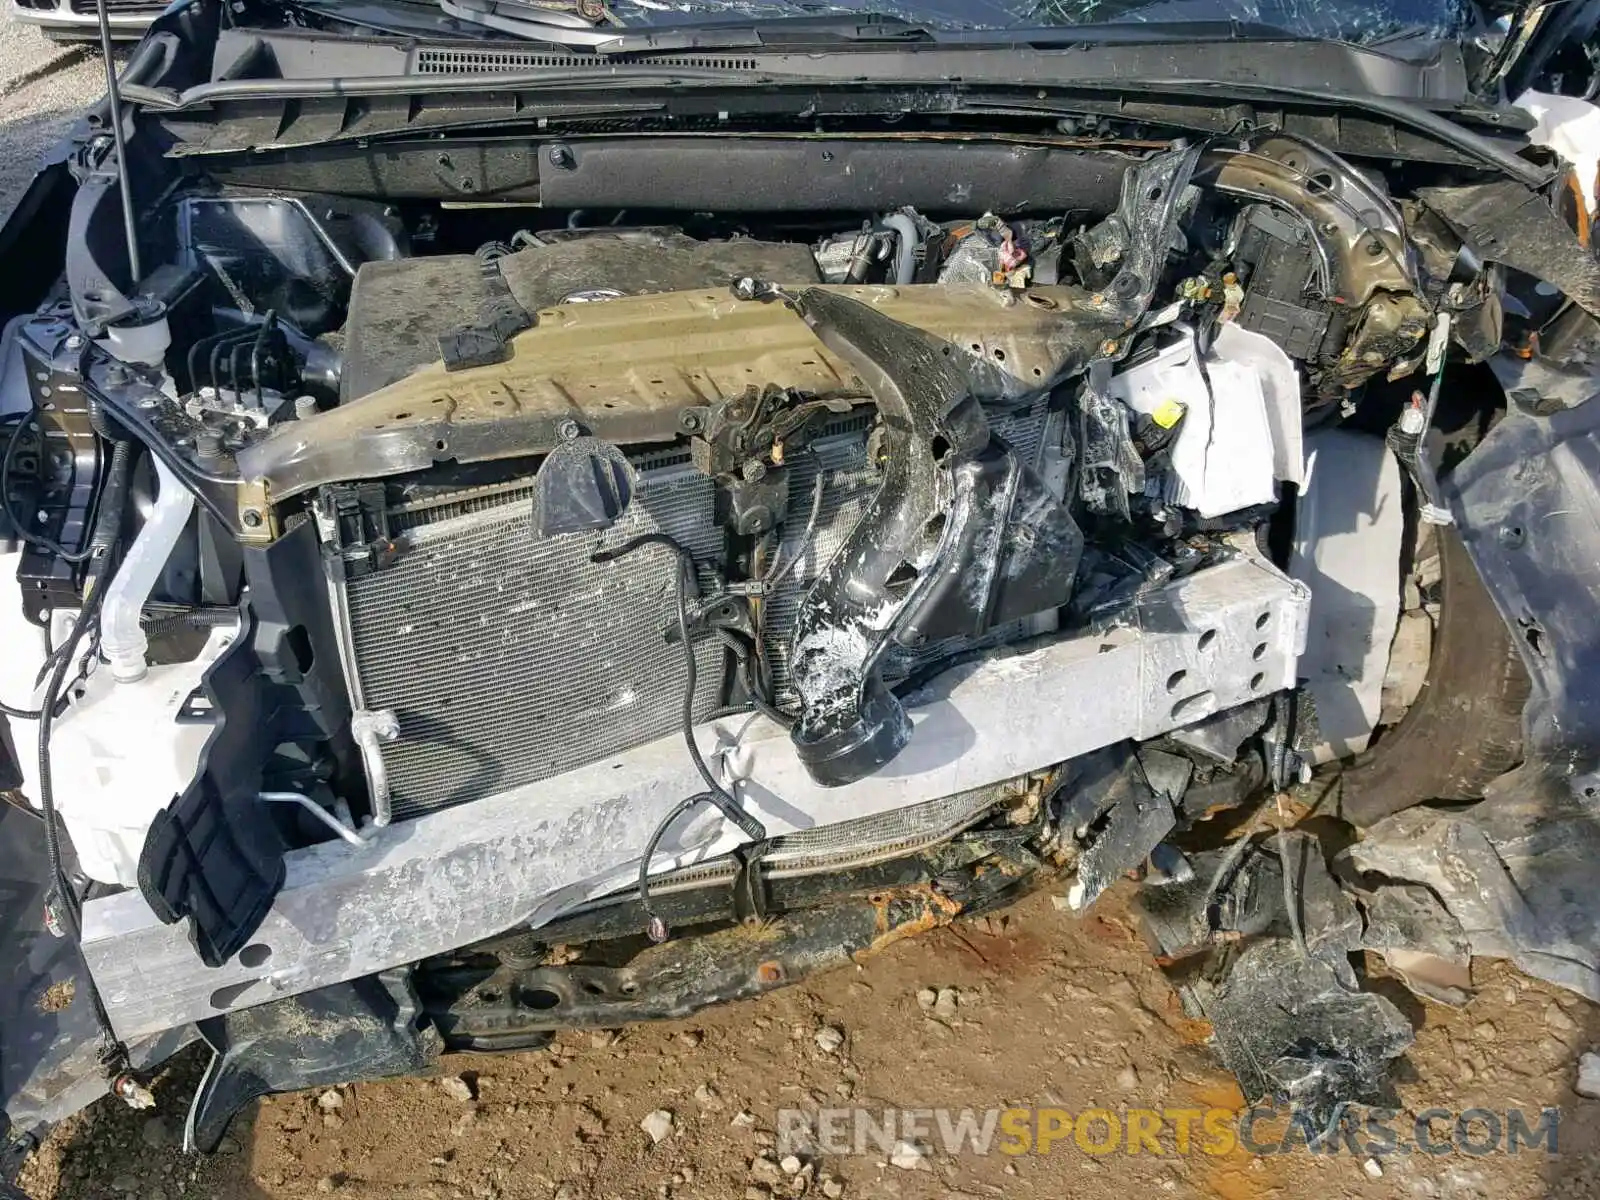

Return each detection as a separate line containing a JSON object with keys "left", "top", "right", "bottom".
{"left": 80, "top": 552, "right": 1309, "bottom": 1043}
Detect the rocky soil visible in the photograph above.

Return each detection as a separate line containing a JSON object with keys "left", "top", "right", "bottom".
{"left": 18, "top": 888, "right": 1600, "bottom": 1200}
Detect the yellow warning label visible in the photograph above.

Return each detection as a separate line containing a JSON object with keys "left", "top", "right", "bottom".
{"left": 1152, "top": 398, "right": 1186, "bottom": 429}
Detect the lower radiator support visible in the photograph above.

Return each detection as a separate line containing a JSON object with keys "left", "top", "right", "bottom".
{"left": 81, "top": 552, "right": 1308, "bottom": 1042}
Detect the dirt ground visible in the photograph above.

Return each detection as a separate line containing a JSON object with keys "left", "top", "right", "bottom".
{"left": 17, "top": 885, "right": 1600, "bottom": 1200}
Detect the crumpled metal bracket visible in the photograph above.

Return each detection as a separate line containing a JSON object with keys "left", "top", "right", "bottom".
{"left": 783, "top": 288, "right": 1086, "bottom": 788}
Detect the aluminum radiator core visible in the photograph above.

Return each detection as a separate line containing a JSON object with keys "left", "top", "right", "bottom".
{"left": 337, "top": 454, "right": 726, "bottom": 820}
{"left": 336, "top": 404, "right": 1057, "bottom": 820}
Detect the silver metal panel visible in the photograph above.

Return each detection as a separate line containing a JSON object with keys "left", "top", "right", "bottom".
{"left": 82, "top": 553, "right": 1308, "bottom": 1043}
{"left": 339, "top": 457, "right": 725, "bottom": 819}
{"left": 1289, "top": 429, "right": 1404, "bottom": 763}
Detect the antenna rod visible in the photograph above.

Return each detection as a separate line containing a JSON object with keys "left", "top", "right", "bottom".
{"left": 94, "top": 0, "right": 142, "bottom": 285}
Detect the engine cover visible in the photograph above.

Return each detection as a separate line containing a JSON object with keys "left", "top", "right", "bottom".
{"left": 339, "top": 230, "right": 823, "bottom": 401}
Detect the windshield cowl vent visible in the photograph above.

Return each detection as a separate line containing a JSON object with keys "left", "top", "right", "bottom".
{"left": 415, "top": 47, "right": 761, "bottom": 73}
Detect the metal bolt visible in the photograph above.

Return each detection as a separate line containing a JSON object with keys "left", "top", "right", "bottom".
{"left": 195, "top": 430, "right": 224, "bottom": 460}
{"left": 294, "top": 395, "right": 319, "bottom": 420}
{"left": 556, "top": 418, "right": 581, "bottom": 442}
{"left": 679, "top": 411, "right": 703, "bottom": 433}
{"left": 64, "top": 334, "right": 83, "bottom": 350}
{"left": 547, "top": 144, "right": 575, "bottom": 170}
{"left": 241, "top": 508, "right": 264, "bottom": 529}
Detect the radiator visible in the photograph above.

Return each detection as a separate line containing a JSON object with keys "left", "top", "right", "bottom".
{"left": 335, "top": 404, "right": 1056, "bottom": 820}
{"left": 337, "top": 451, "right": 727, "bottom": 821}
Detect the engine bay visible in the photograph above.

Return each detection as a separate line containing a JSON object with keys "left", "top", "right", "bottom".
{"left": 10, "top": 77, "right": 1600, "bottom": 1144}
{"left": 6, "top": 128, "right": 1530, "bottom": 910}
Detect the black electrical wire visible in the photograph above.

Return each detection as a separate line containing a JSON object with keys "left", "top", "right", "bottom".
{"left": 711, "top": 627, "right": 795, "bottom": 730}
{"left": 671, "top": 559, "right": 763, "bottom": 837}
{"left": 34, "top": 548, "right": 129, "bottom": 1072}
{"left": 1, "top": 412, "right": 97, "bottom": 563}
{"left": 634, "top": 791, "right": 711, "bottom": 943}
{"left": 32, "top": 438, "right": 136, "bottom": 1075}
{"left": 591, "top": 532, "right": 769, "bottom": 941}
{"left": 589, "top": 531, "right": 699, "bottom": 575}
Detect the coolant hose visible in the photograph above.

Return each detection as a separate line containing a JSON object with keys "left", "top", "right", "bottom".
{"left": 101, "top": 452, "right": 194, "bottom": 682}
{"left": 878, "top": 211, "right": 921, "bottom": 286}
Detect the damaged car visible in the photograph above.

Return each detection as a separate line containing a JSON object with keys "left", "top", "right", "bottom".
{"left": 7, "top": 0, "right": 1600, "bottom": 1180}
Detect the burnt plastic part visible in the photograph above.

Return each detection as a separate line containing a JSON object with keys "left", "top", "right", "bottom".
{"left": 1077, "top": 359, "right": 1146, "bottom": 521}
{"left": 1053, "top": 745, "right": 1178, "bottom": 910}
{"left": 1357, "top": 883, "right": 1473, "bottom": 1005}
{"left": 1419, "top": 179, "right": 1600, "bottom": 324}
{"left": 1075, "top": 143, "right": 1203, "bottom": 321}
{"left": 438, "top": 253, "right": 534, "bottom": 371}
{"left": 531, "top": 436, "right": 635, "bottom": 536}
{"left": 139, "top": 518, "right": 355, "bottom": 967}
{"left": 783, "top": 288, "right": 1085, "bottom": 787}
{"left": 1135, "top": 832, "right": 1413, "bottom": 1130}
{"left": 185, "top": 969, "right": 439, "bottom": 1153}
{"left": 1168, "top": 697, "right": 1272, "bottom": 765}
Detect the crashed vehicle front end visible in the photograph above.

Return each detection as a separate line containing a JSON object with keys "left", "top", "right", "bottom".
{"left": 7, "top": 0, "right": 1600, "bottom": 1172}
